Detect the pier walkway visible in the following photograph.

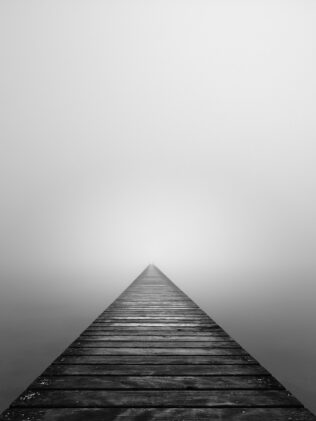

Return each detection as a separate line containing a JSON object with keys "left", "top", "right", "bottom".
{"left": 1, "top": 265, "right": 315, "bottom": 420}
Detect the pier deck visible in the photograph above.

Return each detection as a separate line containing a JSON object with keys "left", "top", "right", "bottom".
{"left": 1, "top": 265, "right": 315, "bottom": 420}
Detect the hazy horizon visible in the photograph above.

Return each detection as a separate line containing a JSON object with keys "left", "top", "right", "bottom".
{"left": 1, "top": 0, "right": 316, "bottom": 414}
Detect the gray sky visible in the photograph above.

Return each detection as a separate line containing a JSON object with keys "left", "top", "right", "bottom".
{"left": 1, "top": 0, "right": 316, "bottom": 414}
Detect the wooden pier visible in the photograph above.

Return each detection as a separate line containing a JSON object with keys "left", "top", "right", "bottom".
{"left": 1, "top": 265, "right": 315, "bottom": 420}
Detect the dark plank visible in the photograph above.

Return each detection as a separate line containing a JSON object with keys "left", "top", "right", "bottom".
{"left": 72, "top": 341, "right": 238, "bottom": 348}
{"left": 95, "top": 317, "right": 211, "bottom": 321}
{"left": 3, "top": 408, "right": 315, "bottom": 421}
{"left": 30, "top": 375, "right": 282, "bottom": 390}
{"left": 81, "top": 331, "right": 230, "bottom": 337}
{"left": 84, "top": 326, "right": 224, "bottom": 332}
{"left": 97, "top": 308, "right": 210, "bottom": 312}
{"left": 78, "top": 335, "right": 233, "bottom": 341}
{"left": 63, "top": 347, "right": 247, "bottom": 356}
{"left": 13, "top": 390, "right": 301, "bottom": 407}
{"left": 90, "top": 323, "right": 217, "bottom": 328}
{"left": 82, "top": 330, "right": 228, "bottom": 336}
{"left": 47, "top": 364, "right": 266, "bottom": 376}
{"left": 112, "top": 304, "right": 196, "bottom": 305}
{"left": 97, "top": 318, "right": 211, "bottom": 322}
{"left": 56, "top": 355, "right": 256, "bottom": 364}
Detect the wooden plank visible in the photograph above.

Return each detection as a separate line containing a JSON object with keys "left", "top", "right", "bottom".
{"left": 81, "top": 331, "right": 230, "bottom": 337}
{"left": 57, "top": 355, "right": 256, "bottom": 364}
{"left": 3, "top": 407, "right": 315, "bottom": 421}
{"left": 30, "top": 375, "right": 282, "bottom": 390}
{"left": 96, "top": 316, "right": 210, "bottom": 319}
{"left": 84, "top": 327, "right": 223, "bottom": 332}
{"left": 90, "top": 323, "right": 217, "bottom": 327}
{"left": 82, "top": 329, "right": 227, "bottom": 335}
{"left": 46, "top": 364, "right": 266, "bottom": 376}
{"left": 94, "top": 318, "right": 212, "bottom": 322}
{"left": 63, "top": 348, "right": 247, "bottom": 356}
{"left": 98, "top": 308, "right": 211, "bottom": 312}
{"left": 95, "top": 314, "right": 211, "bottom": 317}
{"left": 107, "top": 307, "right": 199, "bottom": 310}
{"left": 13, "top": 390, "right": 301, "bottom": 407}
{"left": 100, "top": 307, "right": 206, "bottom": 312}
{"left": 78, "top": 335, "right": 233, "bottom": 341}
{"left": 111, "top": 299, "right": 194, "bottom": 301}
{"left": 72, "top": 341, "right": 238, "bottom": 348}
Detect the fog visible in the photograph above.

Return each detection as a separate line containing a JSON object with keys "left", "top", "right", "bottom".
{"left": 1, "top": 0, "right": 316, "bottom": 414}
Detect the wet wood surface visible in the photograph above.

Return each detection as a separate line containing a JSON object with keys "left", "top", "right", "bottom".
{"left": 1, "top": 265, "right": 315, "bottom": 420}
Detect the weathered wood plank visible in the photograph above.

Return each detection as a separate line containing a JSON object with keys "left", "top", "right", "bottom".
{"left": 63, "top": 347, "right": 247, "bottom": 356}
{"left": 72, "top": 341, "right": 238, "bottom": 348}
{"left": 102, "top": 309, "right": 207, "bottom": 312}
{"left": 96, "top": 316, "right": 210, "bottom": 320}
{"left": 82, "top": 329, "right": 227, "bottom": 335}
{"left": 45, "top": 364, "right": 271, "bottom": 376}
{"left": 13, "top": 390, "right": 301, "bottom": 408}
{"left": 30, "top": 375, "right": 282, "bottom": 390}
{"left": 90, "top": 323, "right": 217, "bottom": 327}
{"left": 81, "top": 331, "right": 230, "bottom": 337}
{"left": 94, "top": 319, "right": 212, "bottom": 322}
{"left": 100, "top": 307, "right": 206, "bottom": 312}
{"left": 3, "top": 407, "right": 315, "bottom": 421}
{"left": 84, "top": 326, "right": 223, "bottom": 332}
{"left": 78, "top": 332, "right": 232, "bottom": 343}
{"left": 100, "top": 312, "right": 208, "bottom": 316}
{"left": 78, "top": 335, "right": 233, "bottom": 341}
{"left": 57, "top": 355, "right": 256, "bottom": 365}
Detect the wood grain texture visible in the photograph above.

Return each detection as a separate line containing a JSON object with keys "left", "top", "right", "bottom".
{"left": 30, "top": 375, "right": 282, "bottom": 390}
{"left": 1, "top": 265, "right": 315, "bottom": 420}
{"left": 71, "top": 340, "right": 238, "bottom": 347}
{"left": 77, "top": 335, "right": 233, "bottom": 341}
{"left": 55, "top": 355, "right": 256, "bottom": 365}
{"left": 14, "top": 390, "right": 301, "bottom": 408}
{"left": 2, "top": 408, "right": 316, "bottom": 421}
{"left": 63, "top": 347, "right": 247, "bottom": 356}
{"left": 46, "top": 364, "right": 268, "bottom": 376}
